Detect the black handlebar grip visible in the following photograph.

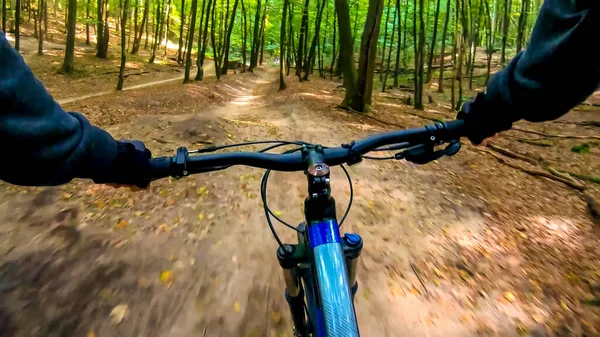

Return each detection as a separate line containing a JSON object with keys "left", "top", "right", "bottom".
{"left": 442, "top": 119, "right": 466, "bottom": 140}
{"left": 149, "top": 157, "right": 173, "bottom": 181}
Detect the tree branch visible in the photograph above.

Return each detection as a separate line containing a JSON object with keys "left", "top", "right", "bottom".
{"left": 511, "top": 126, "right": 600, "bottom": 140}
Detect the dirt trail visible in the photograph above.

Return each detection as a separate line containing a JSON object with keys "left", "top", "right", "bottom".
{"left": 1, "top": 68, "right": 598, "bottom": 337}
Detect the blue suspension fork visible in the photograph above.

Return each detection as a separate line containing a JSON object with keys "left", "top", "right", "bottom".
{"left": 277, "top": 145, "right": 362, "bottom": 336}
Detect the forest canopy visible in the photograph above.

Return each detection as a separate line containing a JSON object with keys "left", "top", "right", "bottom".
{"left": 1, "top": 0, "right": 540, "bottom": 110}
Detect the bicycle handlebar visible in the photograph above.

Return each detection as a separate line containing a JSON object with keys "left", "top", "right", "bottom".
{"left": 148, "top": 120, "right": 465, "bottom": 180}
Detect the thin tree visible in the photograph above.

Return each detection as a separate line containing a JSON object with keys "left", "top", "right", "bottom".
{"left": 258, "top": 0, "right": 267, "bottom": 65}
{"left": 61, "top": 0, "right": 77, "bottom": 72}
{"left": 176, "top": 0, "right": 185, "bottom": 62}
{"left": 295, "top": 0, "right": 309, "bottom": 78}
{"left": 329, "top": 11, "right": 337, "bottom": 77}
{"left": 195, "top": 0, "right": 212, "bottom": 80}
{"left": 335, "top": 0, "right": 359, "bottom": 109}
{"left": 220, "top": 0, "right": 239, "bottom": 75}
{"left": 2, "top": 0, "right": 6, "bottom": 34}
{"left": 248, "top": 0, "right": 262, "bottom": 71}
{"left": 392, "top": 0, "right": 401, "bottom": 87}
{"left": 438, "top": 0, "right": 451, "bottom": 92}
{"left": 131, "top": 0, "right": 139, "bottom": 49}
{"left": 425, "top": 0, "right": 442, "bottom": 82}
{"left": 286, "top": 3, "right": 294, "bottom": 75}
{"left": 43, "top": 0, "right": 48, "bottom": 37}
{"left": 240, "top": 0, "right": 247, "bottom": 72}
{"left": 515, "top": 0, "right": 528, "bottom": 53}
{"left": 450, "top": 0, "right": 459, "bottom": 109}
{"left": 15, "top": 0, "right": 20, "bottom": 51}
{"left": 382, "top": 2, "right": 397, "bottom": 91}
{"left": 414, "top": 0, "right": 425, "bottom": 109}
{"left": 279, "top": 0, "right": 289, "bottom": 90}
{"left": 150, "top": 0, "right": 165, "bottom": 63}
{"left": 131, "top": 0, "right": 148, "bottom": 53}
{"left": 37, "top": 0, "right": 43, "bottom": 54}
{"left": 183, "top": 0, "right": 197, "bottom": 82}
{"left": 303, "top": 0, "right": 326, "bottom": 80}
{"left": 379, "top": 0, "right": 391, "bottom": 80}
{"left": 500, "top": 0, "right": 510, "bottom": 67}
{"left": 96, "top": 0, "right": 110, "bottom": 58}
{"left": 209, "top": 0, "right": 220, "bottom": 79}
{"left": 456, "top": 0, "right": 468, "bottom": 110}
{"left": 163, "top": 0, "right": 171, "bottom": 55}
{"left": 117, "top": 0, "right": 130, "bottom": 90}
{"left": 85, "top": 0, "right": 91, "bottom": 44}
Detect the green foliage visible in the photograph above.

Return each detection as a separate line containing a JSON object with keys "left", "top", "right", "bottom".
{"left": 571, "top": 142, "right": 598, "bottom": 154}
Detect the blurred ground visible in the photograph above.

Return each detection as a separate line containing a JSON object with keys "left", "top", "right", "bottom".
{"left": 1, "top": 33, "right": 600, "bottom": 336}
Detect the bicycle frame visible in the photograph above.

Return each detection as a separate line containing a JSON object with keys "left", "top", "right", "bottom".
{"left": 276, "top": 146, "right": 362, "bottom": 337}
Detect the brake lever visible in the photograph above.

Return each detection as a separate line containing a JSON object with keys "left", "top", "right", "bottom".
{"left": 397, "top": 140, "right": 461, "bottom": 164}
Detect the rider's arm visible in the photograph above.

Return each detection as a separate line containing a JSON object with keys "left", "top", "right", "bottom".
{"left": 460, "top": 0, "right": 598, "bottom": 143}
{"left": 0, "top": 31, "right": 150, "bottom": 187}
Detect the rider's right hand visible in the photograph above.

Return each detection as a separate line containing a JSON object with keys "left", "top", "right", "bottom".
{"left": 457, "top": 92, "right": 514, "bottom": 145}
{"left": 93, "top": 140, "right": 153, "bottom": 188}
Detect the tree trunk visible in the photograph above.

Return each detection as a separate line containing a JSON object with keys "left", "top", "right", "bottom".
{"left": 259, "top": 2, "right": 266, "bottom": 65}
{"left": 412, "top": 0, "right": 417, "bottom": 106}
{"left": 131, "top": 0, "right": 148, "bottom": 53}
{"left": 379, "top": 0, "right": 391, "bottom": 80}
{"left": 279, "top": 0, "right": 288, "bottom": 90}
{"left": 163, "top": 0, "right": 171, "bottom": 55}
{"left": 176, "top": 0, "right": 185, "bottom": 62}
{"left": 320, "top": 3, "right": 328, "bottom": 77}
{"left": 220, "top": 0, "right": 239, "bottom": 75}
{"left": 329, "top": 11, "right": 337, "bottom": 77}
{"left": 240, "top": 0, "right": 247, "bottom": 72}
{"left": 355, "top": 0, "right": 384, "bottom": 109}
{"left": 500, "top": 0, "right": 510, "bottom": 67}
{"left": 295, "top": 0, "right": 309, "bottom": 79}
{"left": 150, "top": 0, "right": 165, "bottom": 63}
{"left": 392, "top": 0, "right": 401, "bottom": 87}
{"left": 15, "top": 0, "right": 20, "bottom": 51}
{"left": 183, "top": 0, "right": 197, "bottom": 82}
{"left": 468, "top": 1, "right": 482, "bottom": 89}
{"left": 515, "top": 0, "right": 528, "bottom": 53}
{"left": 302, "top": 0, "right": 326, "bottom": 80}
{"left": 414, "top": 0, "right": 425, "bottom": 109}
{"left": 195, "top": 0, "right": 211, "bottom": 80}
{"left": 425, "top": 0, "right": 441, "bottom": 83}
{"left": 401, "top": 0, "right": 408, "bottom": 66}
{"left": 450, "top": 0, "right": 458, "bottom": 109}
{"left": 43, "top": 0, "right": 48, "bottom": 38}
{"left": 456, "top": 0, "right": 467, "bottom": 110}
{"left": 438, "top": 0, "right": 451, "bottom": 92}
{"left": 210, "top": 0, "right": 220, "bottom": 79}
{"left": 117, "top": 0, "right": 130, "bottom": 90}
{"left": 2, "top": 0, "right": 6, "bottom": 34}
{"left": 37, "top": 0, "right": 43, "bottom": 54}
{"left": 61, "top": 0, "right": 76, "bottom": 72}
{"left": 351, "top": 0, "right": 358, "bottom": 48}
{"left": 96, "top": 0, "right": 105, "bottom": 56}
{"left": 132, "top": 0, "right": 139, "bottom": 49}
{"left": 248, "top": 0, "right": 262, "bottom": 71}
{"left": 85, "top": 0, "right": 90, "bottom": 44}
{"left": 286, "top": 3, "right": 293, "bottom": 75}
{"left": 335, "top": 0, "right": 359, "bottom": 109}
{"left": 382, "top": 2, "right": 396, "bottom": 92}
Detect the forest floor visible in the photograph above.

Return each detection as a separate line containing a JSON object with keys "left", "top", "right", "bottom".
{"left": 2, "top": 29, "right": 600, "bottom": 336}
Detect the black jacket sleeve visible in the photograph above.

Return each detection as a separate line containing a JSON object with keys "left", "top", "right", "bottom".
{"left": 461, "top": 0, "right": 599, "bottom": 143}
{"left": 484, "top": 0, "right": 598, "bottom": 124}
{"left": 0, "top": 31, "right": 119, "bottom": 186}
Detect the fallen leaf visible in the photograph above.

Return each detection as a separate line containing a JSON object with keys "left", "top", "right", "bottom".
{"left": 519, "top": 232, "right": 528, "bottom": 239}
{"left": 167, "top": 199, "right": 176, "bottom": 206}
{"left": 110, "top": 304, "right": 128, "bottom": 325}
{"left": 160, "top": 270, "right": 173, "bottom": 287}
{"left": 504, "top": 291, "right": 516, "bottom": 302}
{"left": 117, "top": 220, "right": 128, "bottom": 228}
{"left": 134, "top": 211, "right": 144, "bottom": 217}
{"left": 198, "top": 213, "right": 205, "bottom": 221}
{"left": 271, "top": 311, "right": 282, "bottom": 323}
{"left": 410, "top": 286, "right": 422, "bottom": 296}
{"left": 233, "top": 301, "right": 241, "bottom": 312}
{"left": 87, "top": 331, "right": 96, "bottom": 337}
{"left": 227, "top": 134, "right": 233, "bottom": 139}
{"left": 274, "top": 210, "right": 283, "bottom": 217}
